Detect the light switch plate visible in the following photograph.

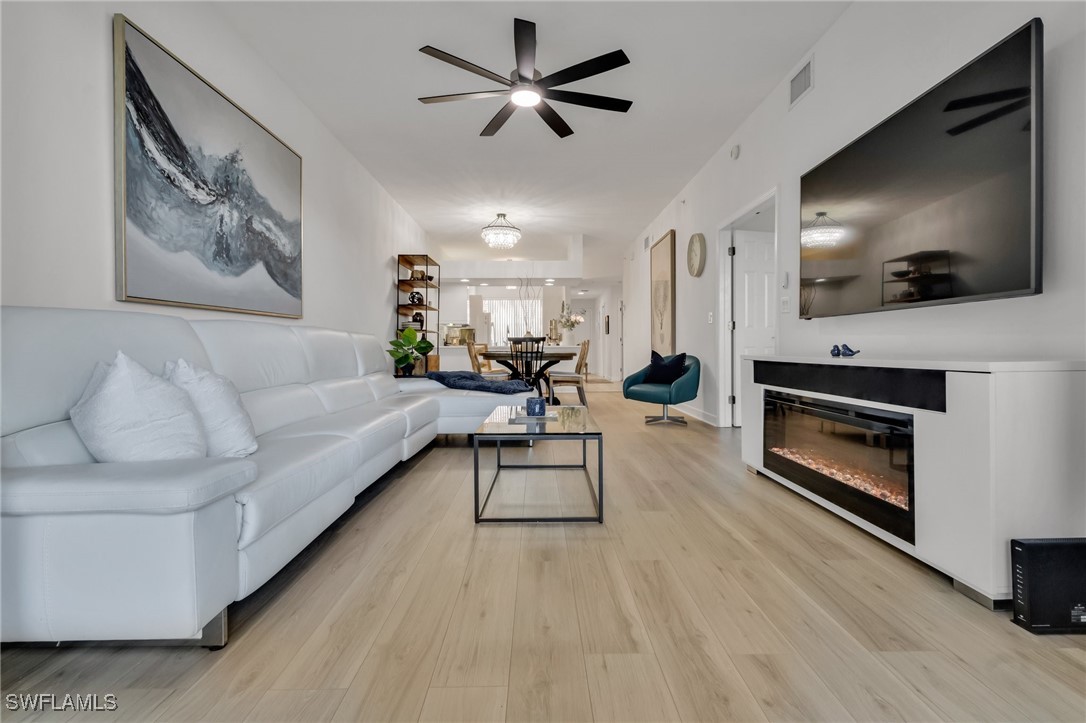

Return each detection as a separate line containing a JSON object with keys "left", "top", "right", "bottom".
{"left": 780, "top": 297, "right": 791, "bottom": 314}
{"left": 708, "top": 312, "right": 713, "bottom": 324}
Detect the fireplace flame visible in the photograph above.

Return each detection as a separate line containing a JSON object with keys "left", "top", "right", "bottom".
{"left": 769, "top": 447, "right": 909, "bottom": 510}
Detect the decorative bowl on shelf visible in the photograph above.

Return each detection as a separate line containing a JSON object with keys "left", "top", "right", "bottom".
{"left": 890, "top": 270, "right": 911, "bottom": 279}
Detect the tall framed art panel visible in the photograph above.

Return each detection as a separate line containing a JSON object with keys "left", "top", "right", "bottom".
{"left": 114, "top": 15, "right": 303, "bottom": 317}
{"left": 650, "top": 229, "right": 675, "bottom": 355}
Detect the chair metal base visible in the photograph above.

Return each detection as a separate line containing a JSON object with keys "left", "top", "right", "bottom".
{"left": 645, "top": 405, "right": 687, "bottom": 425}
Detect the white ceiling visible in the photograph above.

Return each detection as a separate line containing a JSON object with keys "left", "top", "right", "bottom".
{"left": 732, "top": 197, "right": 777, "bottom": 233}
{"left": 217, "top": 1, "right": 849, "bottom": 276}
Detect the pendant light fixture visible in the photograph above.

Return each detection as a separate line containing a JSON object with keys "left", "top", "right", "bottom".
{"left": 801, "top": 212, "right": 846, "bottom": 248}
{"left": 481, "top": 213, "right": 521, "bottom": 250}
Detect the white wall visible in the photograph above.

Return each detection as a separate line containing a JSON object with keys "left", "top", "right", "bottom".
{"left": 626, "top": 2, "right": 1086, "bottom": 426}
{"left": 1, "top": 2, "right": 427, "bottom": 339}
{"left": 542, "top": 285, "right": 566, "bottom": 336}
{"left": 567, "top": 298, "right": 599, "bottom": 371}
{"left": 440, "top": 235, "right": 583, "bottom": 282}
{"left": 596, "top": 283, "right": 624, "bottom": 381}
{"left": 440, "top": 284, "right": 470, "bottom": 324}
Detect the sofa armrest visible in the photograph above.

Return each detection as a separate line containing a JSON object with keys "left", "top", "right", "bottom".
{"left": 0, "top": 458, "right": 258, "bottom": 516}
{"left": 622, "top": 365, "right": 651, "bottom": 394}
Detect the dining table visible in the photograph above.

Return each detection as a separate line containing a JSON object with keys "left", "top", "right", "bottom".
{"left": 479, "top": 347, "right": 576, "bottom": 403}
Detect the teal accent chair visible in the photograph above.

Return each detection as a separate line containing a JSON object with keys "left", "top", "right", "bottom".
{"left": 623, "top": 355, "right": 700, "bottom": 425}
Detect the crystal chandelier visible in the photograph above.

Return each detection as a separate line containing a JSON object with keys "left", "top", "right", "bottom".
{"left": 801, "top": 212, "right": 846, "bottom": 248}
{"left": 481, "top": 213, "right": 521, "bottom": 250}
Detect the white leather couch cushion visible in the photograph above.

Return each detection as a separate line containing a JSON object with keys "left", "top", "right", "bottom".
{"left": 70, "top": 352, "right": 207, "bottom": 462}
{"left": 261, "top": 405, "right": 407, "bottom": 460}
{"left": 394, "top": 378, "right": 531, "bottom": 419}
{"left": 1, "top": 307, "right": 211, "bottom": 437}
{"left": 236, "top": 435, "right": 360, "bottom": 548}
{"left": 307, "top": 378, "right": 376, "bottom": 413}
{"left": 351, "top": 333, "right": 390, "bottom": 376}
{"left": 292, "top": 327, "right": 359, "bottom": 381}
{"left": 240, "top": 384, "right": 326, "bottom": 437}
{"left": 433, "top": 389, "right": 534, "bottom": 417}
{"left": 191, "top": 320, "right": 309, "bottom": 393}
{"left": 374, "top": 395, "right": 440, "bottom": 435}
{"left": 2, "top": 421, "right": 95, "bottom": 468}
{"left": 0, "top": 459, "right": 257, "bottom": 515}
{"left": 164, "top": 359, "right": 258, "bottom": 458}
{"left": 363, "top": 372, "right": 401, "bottom": 400}
{"left": 397, "top": 379, "right": 446, "bottom": 393}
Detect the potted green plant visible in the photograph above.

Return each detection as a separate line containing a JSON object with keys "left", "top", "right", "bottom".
{"left": 387, "top": 327, "right": 434, "bottom": 377}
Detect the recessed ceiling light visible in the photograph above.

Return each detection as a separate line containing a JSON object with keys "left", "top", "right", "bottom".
{"left": 544, "top": 282, "right": 554, "bottom": 286}
{"left": 479, "top": 282, "right": 488, "bottom": 286}
{"left": 505, "top": 285, "right": 516, "bottom": 290}
{"left": 545, "top": 278, "right": 555, "bottom": 282}
{"left": 577, "top": 291, "right": 585, "bottom": 295}
{"left": 460, "top": 278, "right": 470, "bottom": 282}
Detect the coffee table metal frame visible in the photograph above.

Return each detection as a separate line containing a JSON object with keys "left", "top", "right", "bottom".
{"left": 473, "top": 426, "right": 603, "bottom": 524}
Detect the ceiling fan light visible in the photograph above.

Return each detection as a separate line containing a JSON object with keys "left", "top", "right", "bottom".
{"left": 801, "top": 211, "right": 846, "bottom": 249}
{"left": 481, "top": 213, "right": 522, "bottom": 250}
{"left": 511, "top": 87, "right": 541, "bottom": 107}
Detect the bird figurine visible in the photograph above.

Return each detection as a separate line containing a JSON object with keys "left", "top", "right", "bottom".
{"left": 830, "top": 345, "right": 841, "bottom": 357}
{"left": 841, "top": 343, "right": 860, "bottom": 357}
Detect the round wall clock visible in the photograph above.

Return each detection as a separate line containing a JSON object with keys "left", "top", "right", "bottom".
{"left": 687, "top": 233, "right": 707, "bottom": 277}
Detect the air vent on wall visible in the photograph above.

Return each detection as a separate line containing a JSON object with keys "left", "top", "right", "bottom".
{"left": 790, "top": 58, "right": 813, "bottom": 107}
{"left": 644, "top": 236, "right": 650, "bottom": 250}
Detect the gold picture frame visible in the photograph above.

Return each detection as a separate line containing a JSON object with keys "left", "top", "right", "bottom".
{"left": 650, "top": 229, "right": 676, "bottom": 355}
{"left": 114, "top": 15, "right": 303, "bottom": 318}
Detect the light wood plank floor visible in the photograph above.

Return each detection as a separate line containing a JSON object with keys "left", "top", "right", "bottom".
{"left": 3, "top": 391, "right": 1084, "bottom": 722}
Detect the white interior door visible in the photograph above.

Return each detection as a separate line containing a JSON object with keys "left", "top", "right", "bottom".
{"left": 732, "top": 229, "right": 777, "bottom": 426}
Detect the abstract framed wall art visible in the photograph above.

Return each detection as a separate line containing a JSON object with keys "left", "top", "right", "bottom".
{"left": 114, "top": 15, "right": 302, "bottom": 318}
{"left": 650, "top": 229, "right": 675, "bottom": 355}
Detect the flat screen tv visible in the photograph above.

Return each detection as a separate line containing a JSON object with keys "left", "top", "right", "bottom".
{"left": 799, "top": 19, "right": 1042, "bottom": 319}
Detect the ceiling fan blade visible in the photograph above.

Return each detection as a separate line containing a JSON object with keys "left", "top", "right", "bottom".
{"left": 534, "top": 100, "right": 574, "bottom": 138}
{"left": 537, "top": 49, "right": 630, "bottom": 89}
{"left": 542, "top": 88, "right": 632, "bottom": 113}
{"left": 419, "top": 90, "right": 511, "bottom": 104}
{"left": 419, "top": 46, "right": 512, "bottom": 87}
{"left": 943, "top": 86, "right": 1029, "bottom": 112}
{"left": 514, "top": 18, "right": 537, "bottom": 82}
{"left": 946, "top": 97, "right": 1030, "bottom": 136}
{"left": 480, "top": 102, "right": 517, "bottom": 136}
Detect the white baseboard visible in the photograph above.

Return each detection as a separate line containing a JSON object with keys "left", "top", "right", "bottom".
{"left": 672, "top": 402, "right": 720, "bottom": 427}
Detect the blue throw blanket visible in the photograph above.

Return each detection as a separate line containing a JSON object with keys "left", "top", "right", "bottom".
{"left": 426, "top": 371, "right": 532, "bottom": 394}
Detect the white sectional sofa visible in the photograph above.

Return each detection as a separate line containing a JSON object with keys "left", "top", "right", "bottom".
{"left": 0, "top": 306, "right": 530, "bottom": 644}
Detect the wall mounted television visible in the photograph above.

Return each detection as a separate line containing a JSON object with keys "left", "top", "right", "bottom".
{"left": 799, "top": 19, "right": 1042, "bottom": 319}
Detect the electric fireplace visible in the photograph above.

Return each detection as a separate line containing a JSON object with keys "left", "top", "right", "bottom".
{"left": 763, "top": 390, "right": 915, "bottom": 543}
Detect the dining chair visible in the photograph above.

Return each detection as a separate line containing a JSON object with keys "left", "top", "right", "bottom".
{"left": 508, "top": 337, "right": 557, "bottom": 396}
{"left": 547, "top": 339, "right": 590, "bottom": 406}
{"left": 467, "top": 342, "right": 509, "bottom": 379}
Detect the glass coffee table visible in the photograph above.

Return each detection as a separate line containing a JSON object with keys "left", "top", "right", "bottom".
{"left": 474, "top": 405, "right": 603, "bottom": 523}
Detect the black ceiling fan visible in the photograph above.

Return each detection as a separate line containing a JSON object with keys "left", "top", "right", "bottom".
{"left": 942, "top": 86, "right": 1030, "bottom": 136}
{"left": 417, "top": 18, "right": 632, "bottom": 138}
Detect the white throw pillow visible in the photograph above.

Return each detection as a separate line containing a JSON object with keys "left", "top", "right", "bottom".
{"left": 164, "top": 358, "right": 258, "bottom": 458}
{"left": 70, "top": 351, "right": 207, "bottom": 462}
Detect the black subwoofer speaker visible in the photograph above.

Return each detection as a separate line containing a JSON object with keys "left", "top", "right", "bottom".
{"left": 1011, "top": 538, "right": 1086, "bottom": 634}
